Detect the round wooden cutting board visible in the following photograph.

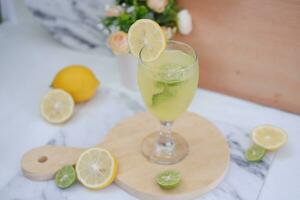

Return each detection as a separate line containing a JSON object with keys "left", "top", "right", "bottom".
{"left": 22, "top": 112, "right": 230, "bottom": 200}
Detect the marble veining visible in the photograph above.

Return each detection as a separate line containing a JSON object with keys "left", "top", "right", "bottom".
{"left": 0, "top": 87, "right": 275, "bottom": 200}
{"left": 198, "top": 120, "right": 275, "bottom": 200}
{"left": 25, "top": 0, "right": 113, "bottom": 50}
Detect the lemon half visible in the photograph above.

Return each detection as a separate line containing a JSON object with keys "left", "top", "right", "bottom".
{"left": 41, "top": 89, "right": 74, "bottom": 124}
{"left": 252, "top": 125, "right": 288, "bottom": 151}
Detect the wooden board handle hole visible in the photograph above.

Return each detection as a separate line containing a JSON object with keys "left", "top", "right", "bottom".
{"left": 38, "top": 156, "right": 48, "bottom": 163}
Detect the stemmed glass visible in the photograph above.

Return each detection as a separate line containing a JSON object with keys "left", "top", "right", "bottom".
{"left": 138, "top": 40, "right": 199, "bottom": 164}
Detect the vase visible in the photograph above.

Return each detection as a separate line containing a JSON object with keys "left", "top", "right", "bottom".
{"left": 117, "top": 54, "right": 138, "bottom": 91}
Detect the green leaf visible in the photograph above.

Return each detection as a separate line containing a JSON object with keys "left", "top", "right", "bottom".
{"left": 116, "top": 0, "right": 134, "bottom": 6}
{"left": 136, "top": 5, "right": 148, "bottom": 18}
{"left": 154, "top": 0, "right": 179, "bottom": 27}
{"left": 143, "top": 12, "right": 154, "bottom": 20}
{"left": 152, "top": 91, "right": 173, "bottom": 106}
{"left": 101, "top": 0, "right": 180, "bottom": 33}
{"left": 151, "top": 80, "right": 183, "bottom": 106}
{"left": 102, "top": 17, "right": 117, "bottom": 27}
{"left": 118, "top": 13, "right": 135, "bottom": 32}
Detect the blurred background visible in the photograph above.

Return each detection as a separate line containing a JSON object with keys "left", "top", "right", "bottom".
{"left": 1, "top": 0, "right": 299, "bottom": 114}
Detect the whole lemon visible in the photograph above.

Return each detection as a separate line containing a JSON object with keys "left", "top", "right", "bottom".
{"left": 52, "top": 65, "right": 100, "bottom": 103}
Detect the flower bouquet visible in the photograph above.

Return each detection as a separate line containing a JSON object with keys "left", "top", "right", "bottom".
{"left": 98, "top": 0, "right": 192, "bottom": 90}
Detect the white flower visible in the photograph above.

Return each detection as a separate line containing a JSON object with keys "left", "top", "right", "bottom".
{"left": 97, "top": 23, "right": 104, "bottom": 30}
{"left": 105, "top": 5, "right": 123, "bottom": 17}
{"left": 103, "top": 29, "right": 110, "bottom": 35}
{"left": 147, "top": 0, "right": 168, "bottom": 13}
{"left": 177, "top": 9, "right": 192, "bottom": 35}
{"left": 126, "top": 6, "right": 135, "bottom": 13}
{"left": 105, "top": 4, "right": 110, "bottom": 10}
{"left": 107, "top": 31, "right": 129, "bottom": 55}
{"left": 109, "top": 24, "right": 120, "bottom": 33}
{"left": 162, "top": 26, "right": 175, "bottom": 40}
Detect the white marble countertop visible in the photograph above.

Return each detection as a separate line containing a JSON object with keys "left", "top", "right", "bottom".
{"left": 0, "top": 22, "right": 300, "bottom": 200}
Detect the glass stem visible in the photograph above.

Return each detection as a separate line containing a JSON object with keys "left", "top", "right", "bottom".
{"left": 157, "top": 121, "right": 175, "bottom": 155}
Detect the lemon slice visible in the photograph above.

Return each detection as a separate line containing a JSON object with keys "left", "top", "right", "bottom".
{"left": 76, "top": 148, "right": 118, "bottom": 190}
{"left": 41, "top": 89, "right": 74, "bottom": 124}
{"left": 128, "top": 19, "right": 166, "bottom": 62}
{"left": 252, "top": 125, "right": 288, "bottom": 151}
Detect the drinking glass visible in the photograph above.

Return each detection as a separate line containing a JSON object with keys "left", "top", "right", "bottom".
{"left": 138, "top": 40, "right": 199, "bottom": 164}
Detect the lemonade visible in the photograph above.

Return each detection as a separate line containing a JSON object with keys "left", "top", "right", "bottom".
{"left": 128, "top": 19, "right": 199, "bottom": 164}
{"left": 138, "top": 49, "right": 198, "bottom": 121}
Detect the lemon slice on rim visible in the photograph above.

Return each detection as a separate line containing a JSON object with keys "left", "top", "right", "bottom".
{"left": 76, "top": 148, "right": 118, "bottom": 190}
{"left": 128, "top": 19, "right": 166, "bottom": 62}
{"left": 252, "top": 125, "right": 288, "bottom": 151}
{"left": 41, "top": 89, "right": 74, "bottom": 124}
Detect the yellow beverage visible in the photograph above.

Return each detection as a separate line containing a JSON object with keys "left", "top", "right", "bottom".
{"left": 138, "top": 49, "right": 199, "bottom": 121}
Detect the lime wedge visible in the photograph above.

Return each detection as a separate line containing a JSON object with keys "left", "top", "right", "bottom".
{"left": 245, "top": 145, "right": 266, "bottom": 162}
{"left": 155, "top": 170, "right": 181, "bottom": 190}
{"left": 55, "top": 165, "right": 76, "bottom": 189}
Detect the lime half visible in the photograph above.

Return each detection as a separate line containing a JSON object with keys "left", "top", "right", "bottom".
{"left": 55, "top": 165, "right": 76, "bottom": 189}
{"left": 245, "top": 145, "right": 266, "bottom": 162}
{"left": 155, "top": 170, "right": 181, "bottom": 190}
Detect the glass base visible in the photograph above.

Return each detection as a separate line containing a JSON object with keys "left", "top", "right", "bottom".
{"left": 141, "top": 132, "right": 189, "bottom": 165}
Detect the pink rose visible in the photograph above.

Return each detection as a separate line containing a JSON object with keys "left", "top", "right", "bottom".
{"left": 107, "top": 31, "right": 129, "bottom": 55}
{"left": 147, "top": 0, "right": 168, "bottom": 13}
{"left": 105, "top": 5, "right": 123, "bottom": 17}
